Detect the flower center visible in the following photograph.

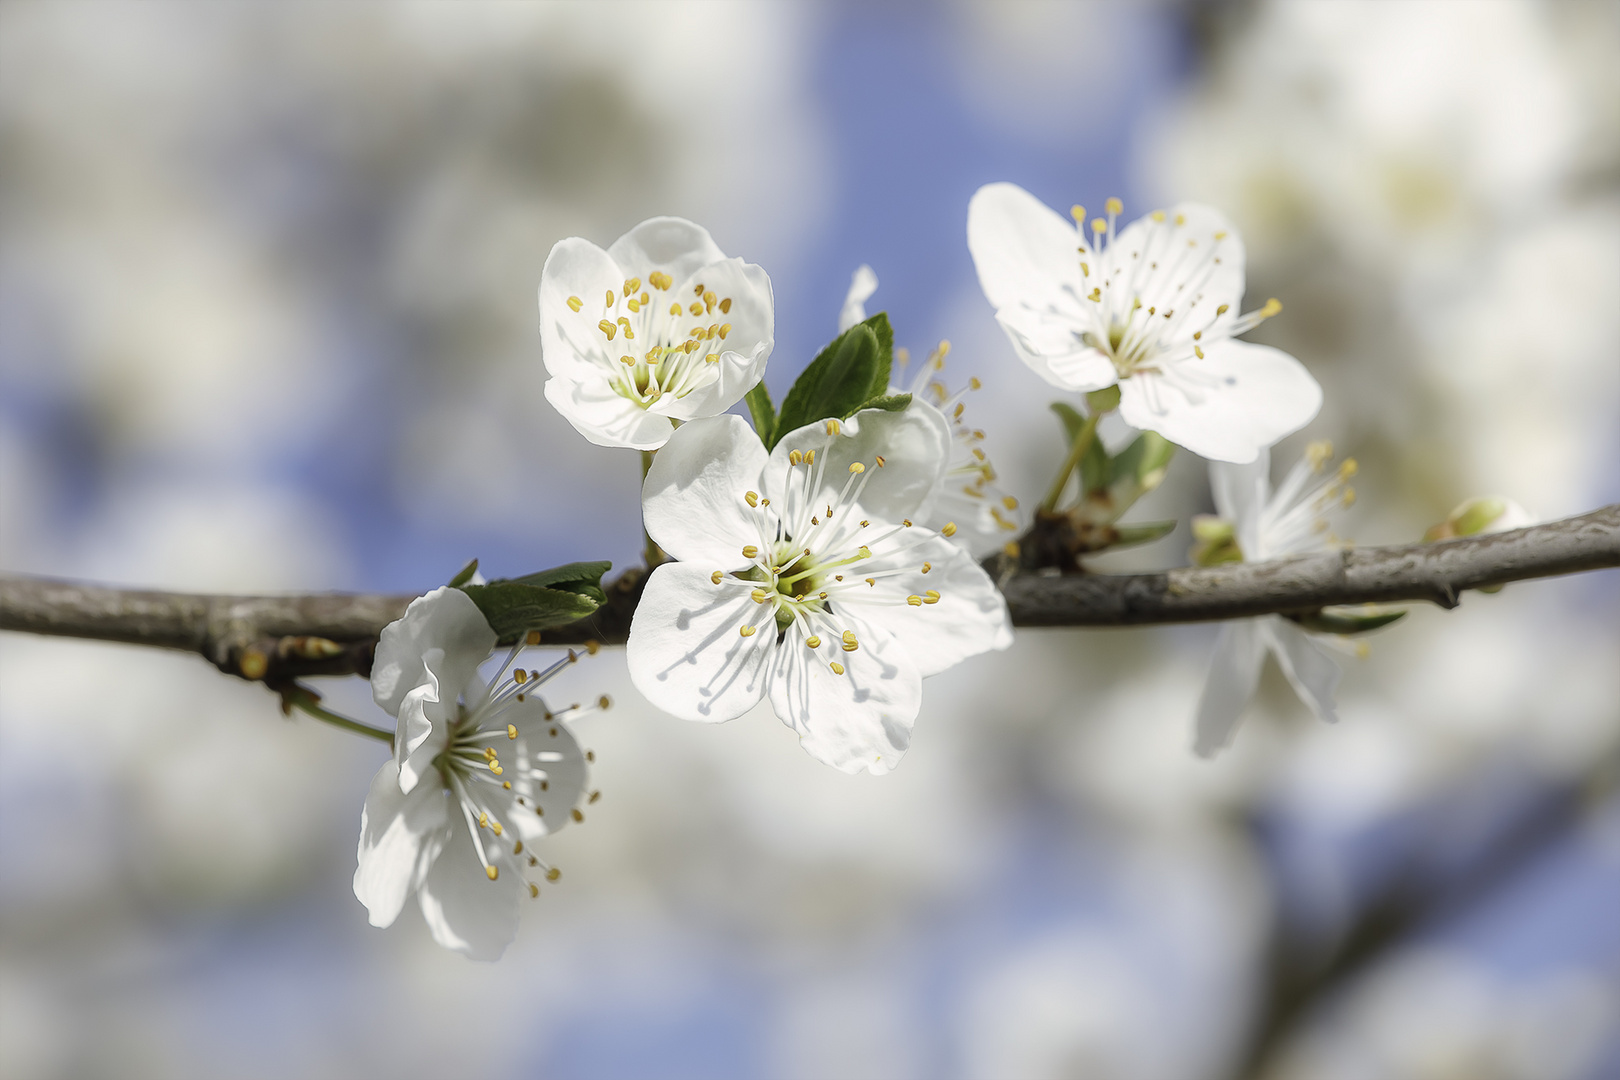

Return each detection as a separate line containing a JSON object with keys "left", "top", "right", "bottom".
{"left": 566, "top": 274, "right": 737, "bottom": 411}
{"left": 708, "top": 422, "right": 952, "bottom": 673}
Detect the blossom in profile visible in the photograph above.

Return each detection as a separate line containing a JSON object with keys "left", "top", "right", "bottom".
{"left": 967, "top": 183, "right": 1321, "bottom": 464}
{"left": 540, "top": 216, "right": 775, "bottom": 450}
{"left": 1190, "top": 443, "right": 1360, "bottom": 756}
{"left": 627, "top": 410, "right": 1012, "bottom": 774}
{"left": 838, "top": 265, "right": 1022, "bottom": 556}
{"left": 356, "top": 586, "right": 601, "bottom": 959}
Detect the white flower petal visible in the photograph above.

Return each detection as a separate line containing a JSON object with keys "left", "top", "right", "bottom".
{"left": 538, "top": 236, "right": 624, "bottom": 381}
{"left": 543, "top": 371, "right": 675, "bottom": 450}
{"left": 1266, "top": 617, "right": 1342, "bottom": 725}
{"left": 627, "top": 562, "right": 774, "bottom": 723}
{"left": 1193, "top": 619, "right": 1267, "bottom": 757}
{"left": 968, "top": 182, "right": 1083, "bottom": 316}
{"left": 769, "top": 614, "right": 921, "bottom": 775}
{"left": 372, "top": 587, "right": 495, "bottom": 719}
{"left": 394, "top": 669, "right": 454, "bottom": 794}
{"left": 607, "top": 216, "right": 728, "bottom": 287}
{"left": 415, "top": 829, "right": 521, "bottom": 961}
{"left": 851, "top": 535, "right": 1012, "bottom": 677}
{"left": 839, "top": 264, "right": 879, "bottom": 332}
{"left": 656, "top": 257, "right": 774, "bottom": 421}
{"left": 353, "top": 759, "right": 450, "bottom": 929}
{"left": 1209, "top": 451, "right": 1271, "bottom": 555}
{"left": 504, "top": 699, "right": 589, "bottom": 841}
{"left": 1109, "top": 202, "right": 1246, "bottom": 322}
{"left": 766, "top": 405, "right": 951, "bottom": 525}
{"left": 1119, "top": 341, "right": 1321, "bottom": 464}
{"left": 642, "top": 415, "right": 769, "bottom": 564}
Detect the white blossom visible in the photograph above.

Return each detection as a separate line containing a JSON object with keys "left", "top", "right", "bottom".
{"left": 839, "top": 265, "right": 1022, "bottom": 556}
{"left": 355, "top": 586, "right": 601, "bottom": 959}
{"left": 1193, "top": 443, "right": 1359, "bottom": 756}
{"left": 540, "top": 216, "right": 775, "bottom": 450}
{"left": 967, "top": 183, "right": 1321, "bottom": 463}
{"left": 627, "top": 410, "right": 1012, "bottom": 774}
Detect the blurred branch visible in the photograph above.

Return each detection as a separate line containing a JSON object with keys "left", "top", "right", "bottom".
{"left": 2, "top": 506, "right": 1616, "bottom": 685}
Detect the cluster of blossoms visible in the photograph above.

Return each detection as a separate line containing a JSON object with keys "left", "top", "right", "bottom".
{"left": 353, "top": 186, "right": 1530, "bottom": 957}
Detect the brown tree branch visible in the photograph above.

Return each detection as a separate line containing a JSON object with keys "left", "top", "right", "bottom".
{"left": 2, "top": 506, "right": 1616, "bottom": 687}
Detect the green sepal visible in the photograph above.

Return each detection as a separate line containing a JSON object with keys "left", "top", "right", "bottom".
{"left": 447, "top": 558, "right": 480, "bottom": 588}
{"left": 1051, "top": 401, "right": 1086, "bottom": 445}
{"left": 1294, "top": 607, "right": 1407, "bottom": 636}
{"left": 744, "top": 382, "right": 776, "bottom": 444}
{"left": 1108, "top": 432, "right": 1175, "bottom": 501}
{"left": 456, "top": 560, "right": 612, "bottom": 638}
{"left": 771, "top": 312, "right": 894, "bottom": 448}
{"left": 857, "top": 392, "right": 912, "bottom": 413}
{"left": 1085, "top": 385, "right": 1121, "bottom": 414}
{"left": 1109, "top": 520, "right": 1178, "bottom": 549}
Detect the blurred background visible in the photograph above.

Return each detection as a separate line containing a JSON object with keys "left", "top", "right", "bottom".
{"left": 2, "top": 2, "right": 1618, "bottom": 1077}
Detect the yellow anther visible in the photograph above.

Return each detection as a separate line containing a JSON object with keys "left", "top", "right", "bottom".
{"left": 649, "top": 271, "right": 672, "bottom": 290}
{"left": 903, "top": 519, "right": 912, "bottom": 527}
{"left": 1343, "top": 488, "right": 1357, "bottom": 508}
{"left": 507, "top": 724, "right": 519, "bottom": 741}
{"left": 514, "top": 668, "right": 528, "bottom": 685}
{"left": 598, "top": 320, "right": 617, "bottom": 340}
{"left": 1174, "top": 213, "right": 1186, "bottom": 225}
{"left": 669, "top": 303, "right": 682, "bottom": 316}
{"left": 739, "top": 625, "right": 757, "bottom": 637}
{"left": 639, "top": 292, "right": 649, "bottom": 305}
{"left": 1081, "top": 262, "right": 1091, "bottom": 276}
{"left": 818, "top": 592, "right": 828, "bottom": 599}
{"left": 907, "top": 595, "right": 923, "bottom": 606}
{"left": 849, "top": 462, "right": 865, "bottom": 474}
{"left": 589, "top": 791, "right": 601, "bottom": 804}
{"left": 478, "top": 811, "right": 489, "bottom": 828}
{"left": 924, "top": 590, "right": 941, "bottom": 604}
{"left": 941, "top": 522, "right": 957, "bottom": 537}
{"left": 1192, "top": 330, "right": 1202, "bottom": 340}
{"left": 1214, "top": 231, "right": 1227, "bottom": 241}
{"left": 1194, "top": 346, "right": 1205, "bottom": 359}
{"left": 703, "top": 289, "right": 717, "bottom": 309}
{"left": 860, "top": 519, "right": 869, "bottom": 527}
{"left": 1091, "top": 218, "right": 1107, "bottom": 234}
{"left": 1216, "top": 304, "right": 1230, "bottom": 316}
{"left": 841, "top": 630, "right": 859, "bottom": 650}
{"left": 742, "top": 545, "right": 759, "bottom": 559}
{"left": 484, "top": 746, "right": 497, "bottom": 759}
{"left": 605, "top": 290, "right": 615, "bottom": 308}
{"left": 694, "top": 283, "right": 705, "bottom": 296}
{"left": 718, "top": 323, "right": 732, "bottom": 339}
{"left": 954, "top": 403, "right": 965, "bottom": 419}
{"left": 1105, "top": 197, "right": 1123, "bottom": 216}
{"left": 491, "top": 764, "right": 503, "bottom": 776}
{"left": 825, "top": 419, "right": 841, "bottom": 435}
{"left": 529, "top": 883, "right": 539, "bottom": 898}
{"left": 1150, "top": 210, "right": 1166, "bottom": 222}
{"left": 571, "top": 808, "right": 584, "bottom": 823}
{"left": 921, "top": 561, "right": 932, "bottom": 573}
{"left": 1070, "top": 204, "right": 1086, "bottom": 225}
{"left": 865, "top": 577, "right": 875, "bottom": 587}
{"left": 492, "top": 822, "right": 503, "bottom": 836}
{"left": 790, "top": 449, "right": 803, "bottom": 465}
{"left": 646, "top": 346, "right": 664, "bottom": 362}
{"left": 1340, "top": 458, "right": 1359, "bottom": 479}
{"left": 620, "top": 355, "right": 635, "bottom": 366}
{"left": 526, "top": 630, "right": 542, "bottom": 646}
{"left": 969, "top": 377, "right": 981, "bottom": 391}
{"left": 829, "top": 662, "right": 845, "bottom": 675}
{"left": 805, "top": 449, "right": 815, "bottom": 464}
{"left": 751, "top": 588, "right": 770, "bottom": 604}
{"left": 719, "top": 297, "right": 732, "bottom": 313}
{"left": 514, "top": 841, "right": 522, "bottom": 854}
{"left": 625, "top": 277, "right": 641, "bottom": 294}
{"left": 503, "top": 781, "right": 512, "bottom": 790}
{"left": 567, "top": 295, "right": 583, "bottom": 313}
{"left": 546, "top": 867, "right": 561, "bottom": 882}
{"left": 486, "top": 865, "right": 499, "bottom": 881}
{"left": 1306, "top": 440, "right": 1333, "bottom": 470}
{"left": 598, "top": 694, "right": 611, "bottom": 709}
{"left": 706, "top": 353, "right": 719, "bottom": 363}
{"left": 1261, "top": 298, "right": 1283, "bottom": 318}
{"left": 690, "top": 302, "right": 704, "bottom": 316}
{"left": 1088, "top": 287, "right": 1102, "bottom": 302}
{"left": 711, "top": 570, "right": 724, "bottom": 585}
{"left": 1003, "top": 496, "right": 1018, "bottom": 510}
{"left": 806, "top": 636, "right": 821, "bottom": 649}
{"left": 745, "top": 490, "right": 759, "bottom": 507}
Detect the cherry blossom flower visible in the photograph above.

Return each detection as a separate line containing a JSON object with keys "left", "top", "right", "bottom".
{"left": 967, "top": 183, "right": 1321, "bottom": 464}
{"left": 540, "top": 216, "right": 774, "bottom": 450}
{"left": 355, "top": 586, "right": 602, "bottom": 959}
{"left": 838, "top": 265, "right": 1022, "bottom": 556}
{"left": 1191, "top": 443, "right": 1359, "bottom": 756}
{"left": 627, "top": 410, "right": 1012, "bottom": 774}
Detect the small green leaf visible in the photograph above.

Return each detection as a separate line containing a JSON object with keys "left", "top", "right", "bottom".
{"left": 1109, "top": 520, "right": 1177, "bottom": 549}
{"left": 1050, "top": 401, "right": 1086, "bottom": 445}
{"left": 1294, "top": 607, "right": 1408, "bottom": 636}
{"left": 504, "top": 560, "right": 612, "bottom": 605}
{"left": 459, "top": 582, "right": 600, "bottom": 639}
{"left": 1108, "top": 432, "right": 1175, "bottom": 493}
{"left": 857, "top": 392, "right": 912, "bottom": 413}
{"left": 744, "top": 381, "right": 776, "bottom": 443}
{"left": 772, "top": 313, "right": 894, "bottom": 447}
{"left": 447, "top": 558, "right": 479, "bottom": 588}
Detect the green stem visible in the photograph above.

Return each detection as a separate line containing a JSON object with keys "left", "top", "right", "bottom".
{"left": 1041, "top": 409, "right": 1101, "bottom": 513}
{"left": 287, "top": 687, "right": 393, "bottom": 746}
{"left": 640, "top": 450, "right": 666, "bottom": 568}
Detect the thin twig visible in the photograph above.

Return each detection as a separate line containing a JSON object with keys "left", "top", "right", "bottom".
{"left": 3, "top": 506, "right": 1616, "bottom": 686}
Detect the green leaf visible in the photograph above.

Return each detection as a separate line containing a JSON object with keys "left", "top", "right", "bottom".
{"left": 1109, "top": 520, "right": 1178, "bottom": 549}
{"left": 771, "top": 313, "right": 894, "bottom": 447}
{"left": 1050, "top": 401, "right": 1086, "bottom": 445}
{"left": 744, "top": 382, "right": 776, "bottom": 443}
{"left": 504, "top": 560, "right": 612, "bottom": 605}
{"left": 447, "top": 558, "right": 479, "bottom": 588}
{"left": 458, "top": 582, "right": 601, "bottom": 639}
{"left": 1294, "top": 607, "right": 1408, "bottom": 636}
{"left": 857, "top": 392, "right": 912, "bottom": 413}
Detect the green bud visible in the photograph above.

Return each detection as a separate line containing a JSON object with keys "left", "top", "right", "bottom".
{"left": 1085, "top": 385, "right": 1122, "bottom": 414}
{"left": 1189, "top": 515, "right": 1243, "bottom": 566}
